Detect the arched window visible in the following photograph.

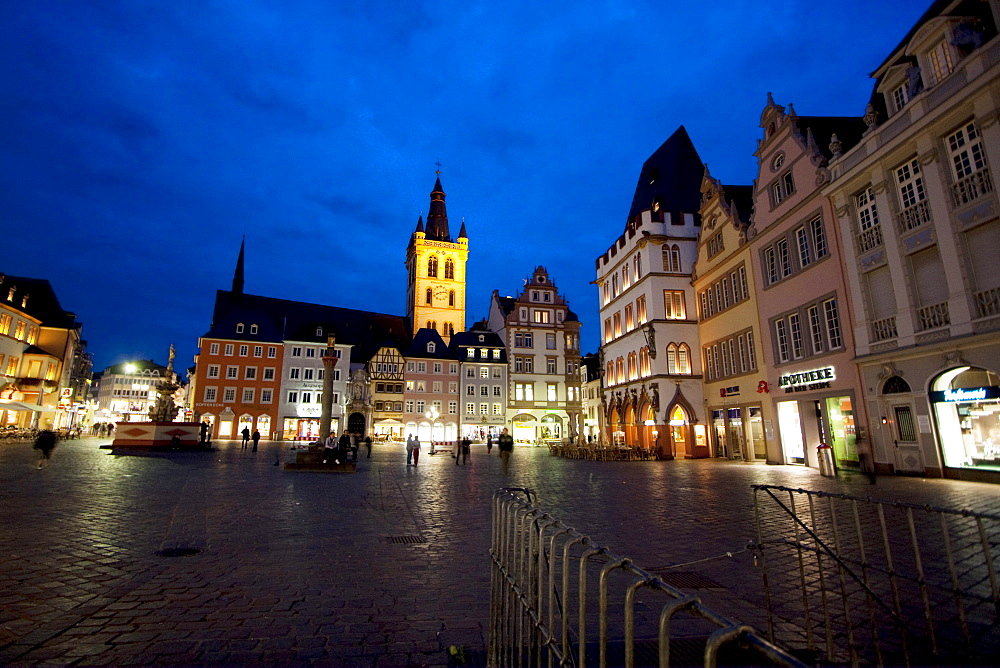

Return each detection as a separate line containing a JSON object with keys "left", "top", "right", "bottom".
{"left": 428, "top": 320, "right": 437, "bottom": 331}
{"left": 445, "top": 258, "right": 455, "bottom": 279}
{"left": 428, "top": 256, "right": 438, "bottom": 277}
{"left": 639, "top": 346, "right": 650, "bottom": 377}
{"left": 882, "top": 376, "right": 911, "bottom": 394}
{"left": 633, "top": 254, "right": 641, "bottom": 280}
{"left": 662, "top": 244, "right": 681, "bottom": 272}
{"left": 425, "top": 288, "right": 432, "bottom": 304}
{"left": 666, "top": 344, "right": 678, "bottom": 374}
{"left": 677, "top": 343, "right": 691, "bottom": 374}
{"left": 449, "top": 290, "right": 455, "bottom": 307}
{"left": 627, "top": 352, "right": 638, "bottom": 380}
{"left": 615, "top": 357, "right": 625, "bottom": 384}
{"left": 606, "top": 362, "right": 615, "bottom": 382}
{"left": 445, "top": 322, "right": 454, "bottom": 336}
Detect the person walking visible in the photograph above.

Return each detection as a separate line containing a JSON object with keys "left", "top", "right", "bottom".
{"left": 338, "top": 432, "right": 351, "bottom": 464}
{"left": 406, "top": 433, "right": 417, "bottom": 466}
{"left": 252, "top": 429, "right": 260, "bottom": 452}
{"left": 486, "top": 434, "right": 493, "bottom": 455}
{"left": 34, "top": 429, "right": 57, "bottom": 469}
{"left": 241, "top": 426, "right": 250, "bottom": 449}
{"left": 461, "top": 436, "right": 471, "bottom": 465}
{"left": 497, "top": 427, "right": 514, "bottom": 475}
{"left": 364, "top": 434, "right": 372, "bottom": 459}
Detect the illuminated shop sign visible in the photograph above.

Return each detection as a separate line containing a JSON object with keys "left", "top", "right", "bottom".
{"left": 929, "top": 386, "right": 1000, "bottom": 403}
{"left": 778, "top": 366, "right": 835, "bottom": 389}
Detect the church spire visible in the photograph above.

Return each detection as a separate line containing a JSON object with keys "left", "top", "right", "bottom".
{"left": 232, "top": 236, "right": 245, "bottom": 295}
{"left": 425, "top": 176, "right": 451, "bottom": 241}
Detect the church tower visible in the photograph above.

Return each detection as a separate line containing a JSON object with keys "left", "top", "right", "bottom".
{"left": 405, "top": 175, "right": 469, "bottom": 342}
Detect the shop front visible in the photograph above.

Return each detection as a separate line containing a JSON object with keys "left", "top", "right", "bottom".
{"left": 511, "top": 413, "right": 536, "bottom": 443}
{"left": 931, "top": 366, "right": 1000, "bottom": 473}
{"left": 771, "top": 363, "right": 866, "bottom": 471}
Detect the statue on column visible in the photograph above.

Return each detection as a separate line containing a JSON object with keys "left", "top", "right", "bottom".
{"left": 149, "top": 344, "right": 180, "bottom": 422}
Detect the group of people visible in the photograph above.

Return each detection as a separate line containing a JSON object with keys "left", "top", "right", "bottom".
{"left": 90, "top": 423, "right": 115, "bottom": 437}
{"left": 240, "top": 426, "right": 261, "bottom": 451}
{"left": 404, "top": 428, "right": 515, "bottom": 473}
{"left": 323, "top": 432, "right": 372, "bottom": 464}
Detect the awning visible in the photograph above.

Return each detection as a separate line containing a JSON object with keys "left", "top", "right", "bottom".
{"left": 0, "top": 400, "right": 45, "bottom": 412}
{"left": 374, "top": 419, "right": 403, "bottom": 426}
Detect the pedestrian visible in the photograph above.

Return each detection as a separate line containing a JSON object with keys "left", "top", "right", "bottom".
{"left": 33, "top": 429, "right": 57, "bottom": 469}
{"left": 364, "top": 434, "right": 372, "bottom": 459}
{"left": 857, "top": 435, "right": 877, "bottom": 485}
{"left": 497, "top": 427, "right": 514, "bottom": 474}
{"left": 252, "top": 429, "right": 260, "bottom": 452}
{"left": 455, "top": 437, "right": 462, "bottom": 465}
{"left": 338, "top": 432, "right": 351, "bottom": 464}
{"left": 486, "top": 434, "right": 493, "bottom": 455}
{"left": 323, "top": 432, "right": 338, "bottom": 464}
{"left": 241, "top": 426, "right": 250, "bottom": 449}
{"left": 200, "top": 421, "right": 210, "bottom": 445}
{"left": 461, "top": 436, "right": 471, "bottom": 464}
{"left": 349, "top": 432, "right": 359, "bottom": 462}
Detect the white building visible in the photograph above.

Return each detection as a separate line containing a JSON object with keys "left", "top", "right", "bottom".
{"left": 488, "top": 266, "right": 582, "bottom": 444}
{"left": 280, "top": 339, "right": 351, "bottom": 441}
{"left": 596, "top": 126, "right": 707, "bottom": 458}
{"left": 451, "top": 324, "right": 508, "bottom": 440}
{"left": 94, "top": 360, "right": 169, "bottom": 424}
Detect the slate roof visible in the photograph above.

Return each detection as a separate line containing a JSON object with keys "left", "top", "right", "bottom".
{"left": 628, "top": 125, "right": 705, "bottom": 220}
{"left": 0, "top": 274, "right": 78, "bottom": 329}
{"left": 401, "top": 327, "right": 452, "bottom": 360}
{"left": 424, "top": 177, "right": 452, "bottom": 242}
{"left": 793, "top": 116, "right": 867, "bottom": 162}
{"left": 449, "top": 328, "right": 508, "bottom": 363}
{"left": 203, "top": 290, "right": 409, "bottom": 365}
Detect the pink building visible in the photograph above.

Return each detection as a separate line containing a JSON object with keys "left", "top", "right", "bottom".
{"left": 747, "top": 96, "right": 872, "bottom": 471}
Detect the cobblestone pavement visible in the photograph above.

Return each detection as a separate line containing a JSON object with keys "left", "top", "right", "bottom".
{"left": 2, "top": 436, "right": 999, "bottom": 666}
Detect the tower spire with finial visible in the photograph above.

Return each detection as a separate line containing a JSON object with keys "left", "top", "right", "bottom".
{"left": 232, "top": 236, "right": 245, "bottom": 295}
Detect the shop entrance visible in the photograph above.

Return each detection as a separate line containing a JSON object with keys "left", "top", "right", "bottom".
{"left": 746, "top": 406, "right": 767, "bottom": 460}
{"left": 727, "top": 408, "right": 745, "bottom": 460}
{"left": 825, "top": 396, "right": 858, "bottom": 468}
{"left": 776, "top": 401, "right": 805, "bottom": 464}
{"left": 932, "top": 366, "right": 1000, "bottom": 472}
{"left": 881, "top": 375, "right": 923, "bottom": 474}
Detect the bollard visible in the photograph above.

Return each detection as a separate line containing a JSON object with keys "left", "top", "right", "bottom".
{"left": 817, "top": 443, "right": 837, "bottom": 477}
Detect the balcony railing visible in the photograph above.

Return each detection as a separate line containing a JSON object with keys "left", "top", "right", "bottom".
{"left": 950, "top": 167, "right": 994, "bottom": 208}
{"left": 856, "top": 224, "right": 883, "bottom": 253}
{"left": 975, "top": 286, "right": 1000, "bottom": 318}
{"left": 895, "top": 199, "right": 931, "bottom": 234}
{"left": 870, "top": 316, "right": 898, "bottom": 342}
{"left": 916, "top": 301, "right": 950, "bottom": 331}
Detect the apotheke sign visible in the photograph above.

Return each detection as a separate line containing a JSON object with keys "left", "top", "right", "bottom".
{"left": 779, "top": 366, "right": 835, "bottom": 390}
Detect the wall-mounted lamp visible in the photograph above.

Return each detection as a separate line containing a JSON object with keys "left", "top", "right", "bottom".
{"left": 881, "top": 416, "right": 888, "bottom": 424}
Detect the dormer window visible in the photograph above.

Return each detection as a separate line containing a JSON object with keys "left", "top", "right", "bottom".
{"left": 250, "top": 324, "right": 258, "bottom": 334}
{"left": 236, "top": 323, "right": 245, "bottom": 333}
{"left": 427, "top": 342, "right": 436, "bottom": 353}
{"left": 478, "top": 335, "right": 485, "bottom": 342}
{"left": 467, "top": 348, "right": 475, "bottom": 358}
{"left": 7, "top": 287, "right": 14, "bottom": 301}
{"left": 927, "top": 39, "right": 955, "bottom": 85}
{"left": 316, "top": 326, "right": 323, "bottom": 337}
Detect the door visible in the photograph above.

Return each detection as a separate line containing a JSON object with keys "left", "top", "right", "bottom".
{"left": 746, "top": 406, "right": 767, "bottom": 460}
{"left": 885, "top": 400, "right": 924, "bottom": 474}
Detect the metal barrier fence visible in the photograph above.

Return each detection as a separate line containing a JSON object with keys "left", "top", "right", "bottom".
{"left": 751, "top": 484, "right": 1000, "bottom": 666}
{"left": 488, "top": 488, "right": 804, "bottom": 667}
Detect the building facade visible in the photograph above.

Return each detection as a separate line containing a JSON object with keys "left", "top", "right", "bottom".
{"left": 580, "top": 352, "right": 604, "bottom": 445}
{"left": 279, "top": 338, "right": 350, "bottom": 441}
{"left": 748, "top": 97, "right": 871, "bottom": 471}
{"left": 825, "top": 0, "right": 1000, "bottom": 480}
{"left": 694, "top": 170, "right": 773, "bottom": 461}
{"left": 401, "top": 328, "right": 459, "bottom": 443}
{"left": 405, "top": 177, "right": 469, "bottom": 343}
{"left": 488, "top": 267, "right": 582, "bottom": 444}
{"left": 94, "top": 360, "right": 169, "bottom": 424}
{"left": 452, "top": 325, "right": 508, "bottom": 440}
{"left": 596, "top": 127, "right": 707, "bottom": 458}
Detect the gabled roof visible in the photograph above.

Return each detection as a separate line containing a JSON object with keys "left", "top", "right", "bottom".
{"left": 628, "top": 125, "right": 705, "bottom": 219}
{"left": 402, "top": 327, "right": 452, "bottom": 360}
{"left": 0, "top": 274, "right": 78, "bottom": 329}
{"left": 204, "top": 290, "right": 409, "bottom": 364}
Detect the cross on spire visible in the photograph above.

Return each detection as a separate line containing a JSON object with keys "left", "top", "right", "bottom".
{"left": 435, "top": 160, "right": 442, "bottom": 175}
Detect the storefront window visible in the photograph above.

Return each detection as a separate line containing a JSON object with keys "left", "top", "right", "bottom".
{"left": 777, "top": 401, "right": 805, "bottom": 464}
{"left": 826, "top": 397, "right": 857, "bottom": 466}
{"left": 932, "top": 367, "right": 1000, "bottom": 471}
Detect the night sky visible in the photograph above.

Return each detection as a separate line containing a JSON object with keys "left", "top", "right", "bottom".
{"left": 2, "top": 1, "right": 929, "bottom": 373}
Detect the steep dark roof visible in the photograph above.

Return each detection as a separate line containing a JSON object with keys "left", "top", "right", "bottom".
{"left": 204, "top": 290, "right": 409, "bottom": 364}
{"left": 581, "top": 353, "right": 601, "bottom": 382}
{"left": 628, "top": 126, "right": 705, "bottom": 219}
{"left": 492, "top": 292, "right": 517, "bottom": 318}
{"left": 793, "top": 116, "right": 867, "bottom": 162}
{"left": 449, "top": 329, "right": 508, "bottom": 363}
{"left": 424, "top": 177, "right": 451, "bottom": 241}
{"left": 402, "top": 327, "right": 452, "bottom": 360}
{"left": 0, "top": 274, "right": 78, "bottom": 329}
{"left": 721, "top": 185, "right": 755, "bottom": 225}
{"left": 232, "top": 237, "right": 245, "bottom": 295}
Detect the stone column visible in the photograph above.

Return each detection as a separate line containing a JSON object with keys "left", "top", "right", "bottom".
{"left": 319, "top": 335, "right": 337, "bottom": 442}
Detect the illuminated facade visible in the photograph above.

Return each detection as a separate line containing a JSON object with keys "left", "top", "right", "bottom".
{"left": 451, "top": 325, "right": 508, "bottom": 440}
{"left": 401, "top": 328, "right": 459, "bottom": 443}
{"left": 405, "top": 177, "right": 469, "bottom": 343}
{"left": 580, "top": 353, "right": 604, "bottom": 445}
{"left": 94, "top": 360, "right": 169, "bottom": 424}
{"left": 0, "top": 274, "right": 85, "bottom": 431}
{"left": 694, "top": 170, "right": 774, "bottom": 461}
{"left": 488, "top": 267, "right": 582, "bottom": 444}
{"left": 596, "top": 127, "right": 706, "bottom": 458}
{"left": 747, "top": 96, "right": 870, "bottom": 471}
{"left": 368, "top": 345, "right": 405, "bottom": 439}
{"left": 824, "top": 0, "right": 1000, "bottom": 480}
{"left": 280, "top": 337, "right": 350, "bottom": 441}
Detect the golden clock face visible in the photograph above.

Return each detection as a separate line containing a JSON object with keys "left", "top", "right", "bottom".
{"left": 433, "top": 287, "right": 448, "bottom": 301}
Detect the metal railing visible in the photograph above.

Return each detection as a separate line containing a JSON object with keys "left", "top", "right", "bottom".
{"left": 916, "top": 301, "right": 950, "bottom": 330}
{"left": 870, "top": 316, "right": 897, "bottom": 342}
{"left": 856, "top": 225, "right": 884, "bottom": 254}
{"left": 489, "top": 488, "right": 803, "bottom": 667}
{"left": 894, "top": 200, "right": 931, "bottom": 234}
{"left": 751, "top": 485, "right": 1000, "bottom": 666}
{"left": 975, "top": 286, "right": 1000, "bottom": 318}
{"left": 950, "top": 167, "right": 994, "bottom": 208}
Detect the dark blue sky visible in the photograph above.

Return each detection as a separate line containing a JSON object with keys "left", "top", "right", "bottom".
{"left": 2, "top": 1, "right": 928, "bottom": 372}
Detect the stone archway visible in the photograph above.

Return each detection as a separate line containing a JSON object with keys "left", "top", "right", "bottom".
{"left": 347, "top": 412, "right": 366, "bottom": 436}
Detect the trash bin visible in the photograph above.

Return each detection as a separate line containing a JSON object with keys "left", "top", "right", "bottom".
{"left": 817, "top": 443, "right": 836, "bottom": 477}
